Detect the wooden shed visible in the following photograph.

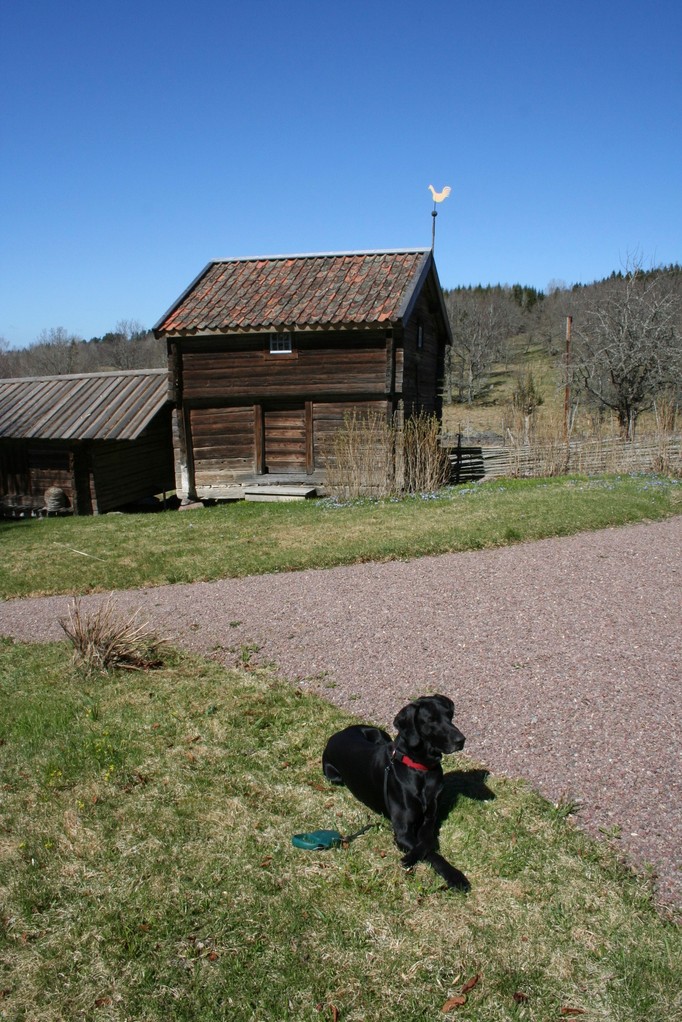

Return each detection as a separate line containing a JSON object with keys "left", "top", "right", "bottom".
{"left": 0, "top": 369, "right": 174, "bottom": 515}
{"left": 153, "top": 249, "right": 452, "bottom": 500}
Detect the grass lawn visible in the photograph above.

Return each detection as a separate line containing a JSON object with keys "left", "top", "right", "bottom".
{"left": 1, "top": 475, "right": 680, "bottom": 599}
{"left": 1, "top": 639, "right": 680, "bottom": 1022}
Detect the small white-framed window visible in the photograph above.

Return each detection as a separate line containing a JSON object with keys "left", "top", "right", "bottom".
{"left": 417, "top": 322, "right": 424, "bottom": 349}
{"left": 270, "top": 332, "right": 292, "bottom": 354}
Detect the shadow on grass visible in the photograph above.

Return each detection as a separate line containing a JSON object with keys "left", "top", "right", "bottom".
{"left": 438, "top": 767, "right": 496, "bottom": 822}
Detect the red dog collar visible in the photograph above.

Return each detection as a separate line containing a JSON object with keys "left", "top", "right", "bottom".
{"left": 392, "top": 748, "right": 431, "bottom": 772}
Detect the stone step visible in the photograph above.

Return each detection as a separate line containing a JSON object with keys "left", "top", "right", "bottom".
{"left": 244, "top": 485, "right": 318, "bottom": 502}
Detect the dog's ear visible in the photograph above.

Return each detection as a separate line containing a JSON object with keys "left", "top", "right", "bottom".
{"left": 433, "top": 694, "right": 455, "bottom": 719}
{"left": 393, "top": 704, "right": 420, "bottom": 748}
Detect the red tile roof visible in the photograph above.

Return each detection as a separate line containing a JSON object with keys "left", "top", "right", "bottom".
{"left": 154, "top": 249, "right": 434, "bottom": 336}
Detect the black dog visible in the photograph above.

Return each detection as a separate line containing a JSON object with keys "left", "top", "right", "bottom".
{"left": 322, "top": 695, "right": 469, "bottom": 890}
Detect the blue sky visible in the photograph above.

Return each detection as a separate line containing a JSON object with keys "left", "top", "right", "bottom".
{"left": 1, "top": 0, "right": 680, "bottom": 349}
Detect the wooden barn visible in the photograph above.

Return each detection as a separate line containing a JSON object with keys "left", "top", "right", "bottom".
{"left": 0, "top": 369, "right": 174, "bottom": 515}
{"left": 153, "top": 248, "right": 452, "bottom": 500}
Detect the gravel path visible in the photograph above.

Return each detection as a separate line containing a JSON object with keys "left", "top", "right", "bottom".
{"left": 1, "top": 518, "right": 680, "bottom": 911}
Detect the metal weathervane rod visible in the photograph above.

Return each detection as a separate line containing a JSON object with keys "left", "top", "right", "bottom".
{"left": 428, "top": 184, "right": 451, "bottom": 249}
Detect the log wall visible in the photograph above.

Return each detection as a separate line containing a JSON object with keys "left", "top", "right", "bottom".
{"left": 190, "top": 405, "right": 256, "bottom": 485}
{"left": 402, "top": 286, "right": 447, "bottom": 416}
{"left": 0, "top": 410, "right": 174, "bottom": 514}
{"left": 263, "top": 405, "right": 307, "bottom": 473}
{"left": 312, "top": 399, "right": 390, "bottom": 466}
{"left": 0, "top": 442, "right": 71, "bottom": 502}
{"left": 91, "top": 413, "right": 175, "bottom": 512}
{"left": 173, "top": 310, "right": 448, "bottom": 492}
{"left": 181, "top": 332, "right": 388, "bottom": 401}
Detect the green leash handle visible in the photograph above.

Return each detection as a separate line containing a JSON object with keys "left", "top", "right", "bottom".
{"left": 291, "top": 829, "right": 344, "bottom": 850}
{"left": 291, "top": 823, "right": 378, "bottom": 851}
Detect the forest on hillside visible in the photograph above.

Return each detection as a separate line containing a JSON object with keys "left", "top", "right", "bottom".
{"left": 443, "top": 263, "right": 682, "bottom": 439}
{"left": 2, "top": 263, "right": 681, "bottom": 441}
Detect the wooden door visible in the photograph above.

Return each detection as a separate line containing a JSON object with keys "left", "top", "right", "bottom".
{"left": 263, "top": 404, "right": 307, "bottom": 473}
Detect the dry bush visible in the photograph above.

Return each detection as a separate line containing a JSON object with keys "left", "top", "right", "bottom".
{"left": 653, "top": 391, "right": 679, "bottom": 434}
{"left": 324, "top": 409, "right": 450, "bottom": 499}
{"left": 60, "top": 597, "right": 167, "bottom": 673}
{"left": 323, "top": 410, "right": 396, "bottom": 499}
{"left": 400, "top": 410, "right": 451, "bottom": 493}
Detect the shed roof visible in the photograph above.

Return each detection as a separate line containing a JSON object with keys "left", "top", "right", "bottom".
{"left": 154, "top": 249, "right": 440, "bottom": 337}
{"left": 0, "top": 369, "right": 170, "bottom": 442}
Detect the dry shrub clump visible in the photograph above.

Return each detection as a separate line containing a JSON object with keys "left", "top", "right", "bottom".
{"left": 59, "top": 597, "right": 167, "bottom": 673}
{"left": 324, "top": 410, "right": 396, "bottom": 499}
{"left": 324, "top": 409, "right": 450, "bottom": 499}
{"left": 400, "top": 410, "right": 451, "bottom": 493}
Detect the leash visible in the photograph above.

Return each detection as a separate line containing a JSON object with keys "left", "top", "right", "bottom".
{"left": 383, "top": 751, "right": 395, "bottom": 811}
{"left": 294, "top": 746, "right": 437, "bottom": 852}
{"left": 384, "top": 744, "right": 435, "bottom": 808}
{"left": 292, "top": 821, "right": 379, "bottom": 851}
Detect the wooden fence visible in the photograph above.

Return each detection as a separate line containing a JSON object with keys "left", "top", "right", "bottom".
{"left": 443, "top": 433, "right": 682, "bottom": 482}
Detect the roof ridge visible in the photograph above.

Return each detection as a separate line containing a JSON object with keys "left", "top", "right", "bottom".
{"left": 208, "top": 248, "right": 430, "bottom": 264}
{"left": 0, "top": 368, "right": 167, "bottom": 385}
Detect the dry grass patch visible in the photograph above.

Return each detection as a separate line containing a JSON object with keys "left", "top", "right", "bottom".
{"left": 59, "top": 596, "right": 167, "bottom": 673}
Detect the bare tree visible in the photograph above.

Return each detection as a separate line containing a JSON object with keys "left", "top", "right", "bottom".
{"left": 443, "top": 288, "right": 521, "bottom": 403}
{"left": 4, "top": 321, "right": 166, "bottom": 378}
{"left": 571, "top": 264, "right": 682, "bottom": 438}
{"left": 0, "top": 336, "right": 13, "bottom": 378}
{"left": 108, "top": 319, "right": 148, "bottom": 370}
{"left": 97, "top": 319, "right": 165, "bottom": 370}
{"left": 138, "top": 332, "right": 166, "bottom": 368}
{"left": 24, "top": 327, "right": 84, "bottom": 376}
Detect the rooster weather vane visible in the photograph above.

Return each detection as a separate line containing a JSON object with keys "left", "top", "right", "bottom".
{"left": 428, "top": 184, "right": 451, "bottom": 249}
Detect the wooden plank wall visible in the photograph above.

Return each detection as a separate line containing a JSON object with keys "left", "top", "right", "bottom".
{"left": 29, "top": 446, "right": 72, "bottom": 497}
{"left": 190, "top": 405, "right": 256, "bottom": 484}
{"left": 91, "top": 413, "right": 175, "bottom": 512}
{"left": 187, "top": 398, "right": 394, "bottom": 483}
{"left": 312, "top": 400, "right": 390, "bottom": 466}
{"left": 180, "top": 332, "right": 388, "bottom": 400}
{"left": 402, "top": 286, "right": 446, "bottom": 415}
{"left": 263, "top": 406, "right": 307, "bottom": 473}
{"left": 0, "top": 441, "right": 31, "bottom": 496}
{"left": 174, "top": 318, "right": 448, "bottom": 489}
{"left": 0, "top": 441, "right": 72, "bottom": 501}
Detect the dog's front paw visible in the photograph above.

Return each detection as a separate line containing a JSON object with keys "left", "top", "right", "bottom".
{"left": 442, "top": 865, "right": 470, "bottom": 892}
{"left": 425, "top": 852, "right": 471, "bottom": 891}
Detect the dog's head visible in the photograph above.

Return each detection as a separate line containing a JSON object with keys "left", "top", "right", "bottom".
{"left": 394, "top": 694, "right": 465, "bottom": 758}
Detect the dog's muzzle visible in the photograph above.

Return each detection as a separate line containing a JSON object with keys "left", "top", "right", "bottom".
{"left": 448, "top": 729, "right": 466, "bottom": 753}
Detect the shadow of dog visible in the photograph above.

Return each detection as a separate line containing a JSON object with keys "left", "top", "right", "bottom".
{"left": 438, "top": 768, "right": 496, "bottom": 822}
